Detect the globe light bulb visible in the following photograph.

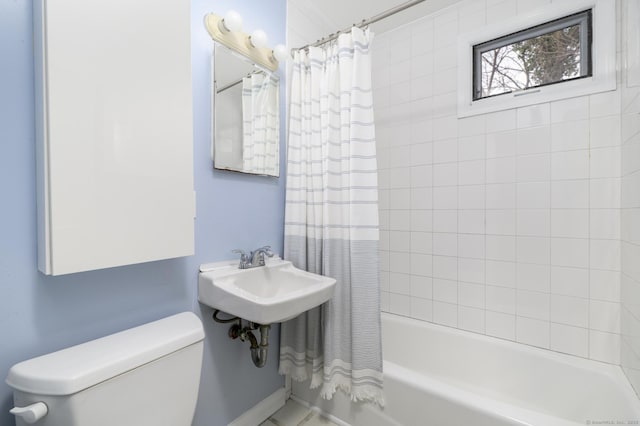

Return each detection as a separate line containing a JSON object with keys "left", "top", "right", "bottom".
{"left": 272, "top": 44, "right": 288, "bottom": 62}
{"left": 221, "top": 10, "right": 242, "bottom": 32}
{"left": 250, "top": 29, "right": 268, "bottom": 49}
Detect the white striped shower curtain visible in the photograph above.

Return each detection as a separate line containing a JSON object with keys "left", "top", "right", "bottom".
{"left": 279, "top": 27, "right": 384, "bottom": 406}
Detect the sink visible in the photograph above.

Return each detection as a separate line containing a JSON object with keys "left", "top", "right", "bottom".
{"left": 198, "top": 257, "right": 336, "bottom": 324}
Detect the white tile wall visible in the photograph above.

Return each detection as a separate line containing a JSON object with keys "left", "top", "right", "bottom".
{"left": 375, "top": 0, "right": 624, "bottom": 364}
{"left": 621, "top": 0, "right": 640, "bottom": 395}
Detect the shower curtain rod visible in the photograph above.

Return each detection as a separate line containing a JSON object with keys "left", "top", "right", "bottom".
{"left": 294, "top": 0, "right": 427, "bottom": 52}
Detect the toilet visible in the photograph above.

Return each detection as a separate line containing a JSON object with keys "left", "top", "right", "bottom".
{"left": 5, "top": 312, "right": 204, "bottom": 426}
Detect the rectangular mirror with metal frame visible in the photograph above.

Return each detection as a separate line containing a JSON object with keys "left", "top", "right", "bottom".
{"left": 213, "top": 44, "right": 280, "bottom": 177}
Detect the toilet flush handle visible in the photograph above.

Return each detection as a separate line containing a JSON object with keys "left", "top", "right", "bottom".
{"left": 10, "top": 402, "right": 48, "bottom": 424}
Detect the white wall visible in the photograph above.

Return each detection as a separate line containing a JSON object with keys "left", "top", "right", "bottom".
{"left": 620, "top": 0, "right": 640, "bottom": 395}
{"left": 286, "top": 0, "right": 334, "bottom": 53}
{"left": 373, "top": 0, "right": 623, "bottom": 364}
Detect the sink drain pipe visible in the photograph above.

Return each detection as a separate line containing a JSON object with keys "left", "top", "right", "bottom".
{"left": 212, "top": 310, "right": 270, "bottom": 368}
{"left": 246, "top": 325, "right": 270, "bottom": 368}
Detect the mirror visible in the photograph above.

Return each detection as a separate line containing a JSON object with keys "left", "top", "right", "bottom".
{"left": 213, "top": 43, "right": 280, "bottom": 177}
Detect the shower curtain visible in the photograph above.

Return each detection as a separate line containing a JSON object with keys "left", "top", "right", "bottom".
{"left": 242, "top": 72, "right": 279, "bottom": 175}
{"left": 279, "top": 27, "right": 384, "bottom": 406}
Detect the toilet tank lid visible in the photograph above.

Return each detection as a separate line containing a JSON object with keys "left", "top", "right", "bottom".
{"left": 5, "top": 312, "right": 204, "bottom": 396}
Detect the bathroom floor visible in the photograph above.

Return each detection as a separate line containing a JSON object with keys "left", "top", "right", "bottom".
{"left": 260, "top": 399, "right": 340, "bottom": 426}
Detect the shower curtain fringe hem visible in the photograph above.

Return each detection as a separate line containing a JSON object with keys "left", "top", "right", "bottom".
{"left": 320, "top": 381, "right": 386, "bottom": 408}
{"left": 280, "top": 359, "right": 386, "bottom": 407}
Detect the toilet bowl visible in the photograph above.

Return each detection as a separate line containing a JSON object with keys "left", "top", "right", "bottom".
{"left": 6, "top": 312, "right": 204, "bottom": 426}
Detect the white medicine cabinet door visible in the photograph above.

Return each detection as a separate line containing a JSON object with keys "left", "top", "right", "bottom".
{"left": 34, "top": 0, "right": 195, "bottom": 275}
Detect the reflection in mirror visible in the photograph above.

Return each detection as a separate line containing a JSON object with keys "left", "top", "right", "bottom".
{"left": 213, "top": 44, "right": 280, "bottom": 177}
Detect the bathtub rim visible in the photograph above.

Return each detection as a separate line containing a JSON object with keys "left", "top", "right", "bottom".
{"left": 384, "top": 359, "right": 578, "bottom": 426}
{"left": 381, "top": 312, "right": 639, "bottom": 412}
{"left": 381, "top": 312, "right": 628, "bottom": 380}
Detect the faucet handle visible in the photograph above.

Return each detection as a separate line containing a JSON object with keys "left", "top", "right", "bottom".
{"left": 232, "top": 249, "right": 250, "bottom": 269}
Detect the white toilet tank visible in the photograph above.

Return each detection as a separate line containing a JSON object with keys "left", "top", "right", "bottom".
{"left": 5, "top": 312, "right": 204, "bottom": 426}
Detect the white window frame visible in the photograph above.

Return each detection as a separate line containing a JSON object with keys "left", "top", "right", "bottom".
{"left": 457, "top": 0, "right": 616, "bottom": 118}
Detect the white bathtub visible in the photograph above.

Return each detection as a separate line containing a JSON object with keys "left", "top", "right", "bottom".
{"left": 291, "top": 313, "right": 640, "bottom": 426}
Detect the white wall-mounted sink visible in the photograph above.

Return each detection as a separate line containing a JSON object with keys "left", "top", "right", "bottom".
{"left": 198, "top": 257, "right": 336, "bottom": 324}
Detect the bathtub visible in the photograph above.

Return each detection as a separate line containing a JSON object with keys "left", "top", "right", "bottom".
{"left": 290, "top": 312, "right": 640, "bottom": 426}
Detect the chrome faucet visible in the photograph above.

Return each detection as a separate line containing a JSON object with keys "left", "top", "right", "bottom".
{"left": 232, "top": 246, "right": 274, "bottom": 269}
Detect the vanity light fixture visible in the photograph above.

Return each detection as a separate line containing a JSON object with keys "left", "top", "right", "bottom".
{"left": 218, "top": 10, "right": 243, "bottom": 33}
{"left": 249, "top": 29, "right": 268, "bottom": 49}
{"left": 272, "top": 44, "right": 288, "bottom": 62}
{"left": 204, "top": 11, "right": 286, "bottom": 72}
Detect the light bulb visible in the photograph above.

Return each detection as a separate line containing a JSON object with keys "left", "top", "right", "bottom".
{"left": 221, "top": 10, "right": 242, "bottom": 32}
{"left": 250, "top": 29, "right": 268, "bottom": 49}
{"left": 272, "top": 44, "right": 288, "bottom": 62}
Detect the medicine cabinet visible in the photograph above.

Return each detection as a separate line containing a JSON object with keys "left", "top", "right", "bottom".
{"left": 34, "top": 0, "right": 195, "bottom": 275}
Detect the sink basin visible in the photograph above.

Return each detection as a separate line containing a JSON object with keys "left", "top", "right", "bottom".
{"left": 198, "top": 257, "right": 336, "bottom": 324}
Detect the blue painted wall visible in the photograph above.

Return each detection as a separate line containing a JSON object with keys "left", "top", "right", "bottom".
{"left": 0, "top": 1, "right": 286, "bottom": 425}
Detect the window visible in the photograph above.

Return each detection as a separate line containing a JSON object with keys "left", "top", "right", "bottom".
{"left": 457, "top": 0, "right": 615, "bottom": 117}
{"left": 473, "top": 10, "right": 592, "bottom": 100}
